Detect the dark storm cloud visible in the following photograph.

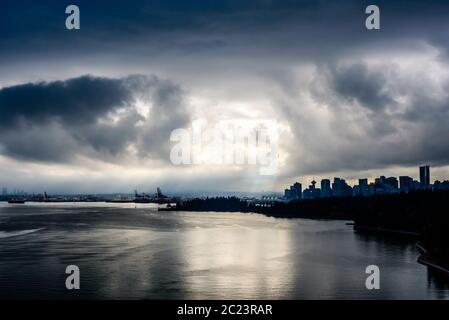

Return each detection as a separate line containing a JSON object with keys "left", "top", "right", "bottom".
{"left": 0, "top": 76, "right": 131, "bottom": 128}
{"left": 0, "top": 75, "right": 191, "bottom": 162}
{"left": 278, "top": 59, "right": 449, "bottom": 176}
{"left": 1, "top": 0, "right": 449, "bottom": 63}
{"left": 329, "top": 63, "right": 396, "bottom": 111}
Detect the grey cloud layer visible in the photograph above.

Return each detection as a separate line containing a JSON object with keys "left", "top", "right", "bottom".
{"left": 0, "top": 75, "right": 190, "bottom": 163}
{"left": 0, "top": 76, "right": 131, "bottom": 127}
{"left": 277, "top": 59, "right": 449, "bottom": 177}
{"left": 1, "top": 0, "right": 449, "bottom": 191}
{"left": 2, "top": 1, "right": 449, "bottom": 63}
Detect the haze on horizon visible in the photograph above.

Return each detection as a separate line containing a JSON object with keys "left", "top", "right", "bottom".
{"left": 1, "top": 0, "right": 449, "bottom": 194}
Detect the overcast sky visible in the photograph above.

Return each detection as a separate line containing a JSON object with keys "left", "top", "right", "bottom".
{"left": 1, "top": 0, "right": 449, "bottom": 194}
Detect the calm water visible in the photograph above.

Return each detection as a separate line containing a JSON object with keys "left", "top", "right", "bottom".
{"left": 0, "top": 202, "right": 448, "bottom": 299}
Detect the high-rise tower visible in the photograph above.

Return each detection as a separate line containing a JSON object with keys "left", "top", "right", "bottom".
{"left": 419, "top": 165, "right": 430, "bottom": 187}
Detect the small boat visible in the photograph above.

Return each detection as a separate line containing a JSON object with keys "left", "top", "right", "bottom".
{"left": 8, "top": 198, "right": 26, "bottom": 204}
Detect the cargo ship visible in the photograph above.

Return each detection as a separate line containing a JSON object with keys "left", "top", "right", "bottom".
{"left": 8, "top": 198, "right": 26, "bottom": 204}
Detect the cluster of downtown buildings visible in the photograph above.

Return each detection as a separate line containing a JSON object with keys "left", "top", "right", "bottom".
{"left": 283, "top": 166, "right": 449, "bottom": 201}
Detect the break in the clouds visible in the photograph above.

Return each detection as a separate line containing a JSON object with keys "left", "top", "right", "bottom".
{"left": 1, "top": 0, "right": 449, "bottom": 192}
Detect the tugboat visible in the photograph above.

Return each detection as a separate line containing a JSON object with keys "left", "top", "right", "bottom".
{"left": 8, "top": 198, "right": 26, "bottom": 204}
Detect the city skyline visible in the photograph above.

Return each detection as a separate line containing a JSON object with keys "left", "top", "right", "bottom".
{"left": 284, "top": 165, "right": 449, "bottom": 201}
{"left": 3, "top": 164, "right": 449, "bottom": 197}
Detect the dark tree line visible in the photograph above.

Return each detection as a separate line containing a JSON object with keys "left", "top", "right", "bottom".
{"left": 175, "top": 196, "right": 249, "bottom": 212}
